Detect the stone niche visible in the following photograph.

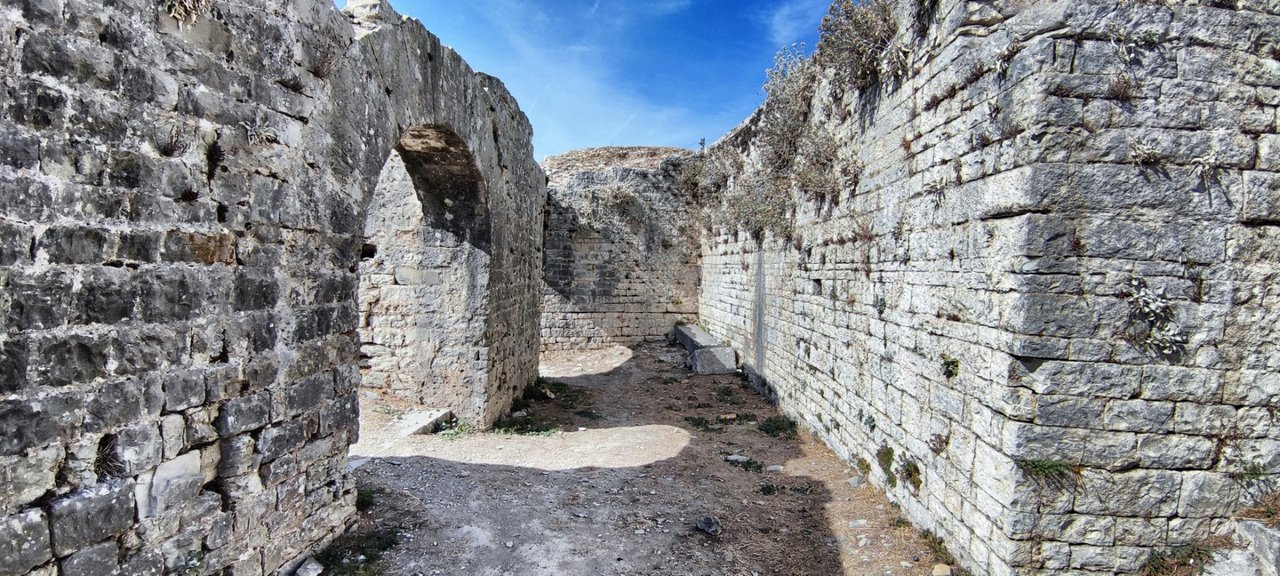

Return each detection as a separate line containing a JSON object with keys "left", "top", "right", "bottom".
{"left": 0, "top": 0, "right": 544, "bottom": 574}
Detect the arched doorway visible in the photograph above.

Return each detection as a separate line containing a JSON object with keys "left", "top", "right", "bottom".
{"left": 357, "top": 125, "right": 492, "bottom": 424}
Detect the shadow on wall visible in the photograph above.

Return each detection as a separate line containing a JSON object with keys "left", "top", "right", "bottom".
{"left": 357, "top": 125, "right": 492, "bottom": 422}
{"left": 541, "top": 169, "right": 701, "bottom": 351}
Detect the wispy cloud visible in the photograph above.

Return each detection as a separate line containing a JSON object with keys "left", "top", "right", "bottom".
{"left": 766, "top": 0, "right": 829, "bottom": 47}
{"left": 401, "top": 0, "right": 795, "bottom": 158}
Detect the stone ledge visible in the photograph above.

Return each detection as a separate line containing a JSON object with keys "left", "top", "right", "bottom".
{"left": 673, "top": 325, "right": 737, "bottom": 375}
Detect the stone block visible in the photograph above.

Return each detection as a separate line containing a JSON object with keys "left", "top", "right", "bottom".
{"left": 49, "top": 480, "right": 135, "bottom": 556}
{"left": 114, "top": 421, "right": 163, "bottom": 476}
{"left": 218, "top": 435, "right": 259, "bottom": 478}
{"left": 1073, "top": 469, "right": 1180, "bottom": 517}
{"left": 284, "top": 372, "right": 332, "bottom": 417}
{"left": 257, "top": 419, "right": 308, "bottom": 463}
{"left": 0, "top": 394, "right": 81, "bottom": 457}
{"left": 0, "top": 509, "right": 52, "bottom": 574}
{"left": 6, "top": 271, "right": 73, "bottom": 331}
{"left": 0, "top": 442, "right": 62, "bottom": 513}
{"left": 137, "top": 451, "right": 203, "bottom": 519}
{"left": 84, "top": 378, "right": 147, "bottom": 433}
{"left": 217, "top": 392, "right": 272, "bottom": 436}
{"left": 1243, "top": 171, "right": 1280, "bottom": 223}
{"left": 38, "top": 225, "right": 109, "bottom": 265}
{"left": 690, "top": 347, "right": 737, "bottom": 374}
{"left": 60, "top": 540, "right": 119, "bottom": 576}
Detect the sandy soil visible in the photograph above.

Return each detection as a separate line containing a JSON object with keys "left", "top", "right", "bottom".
{"left": 330, "top": 343, "right": 953, "bottom": 576}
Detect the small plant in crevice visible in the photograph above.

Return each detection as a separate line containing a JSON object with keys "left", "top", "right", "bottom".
{"left": 995, "top": 42, "right": 1023, "bottom": 77}
{"left": 1108, "top": 75, "right": 1138, "bottom": 101}
{"left": 1239, "top": 489, "right": 1280, "bottom": 529}
{"left": 1138, "top": 542, "right": 1220, "bottom": 576}
{"left": 913, "top": 0, "right": 940, "bottom": 39}
{"left": 1016, "top": 459, "right": 1081, "bottom": 491}
{"left": 876, "top": 444, "right": 896, "bottom": 488}
{"left": 941, "top": 355, "right": 960, "bottom": 380}
{"left": 897, "top": 457, "right": 922, "bottom": 492}
{"left": 928, "top": 432, "right": 951, "bottom": 456}
{"left": 921, "top": 529, "right": 957, "bottom": 565}
{"left": 156, "top": 125, "right": 189, "bottom": 158}
{"left": 1190, "top": 152, "right": 1222, "bottom": 191}
{"left": 163, "top": 0, "right": 211, "bottom": 27}
{"left": 854, "top": 456, "right": 872, "bottom": 476}
{"left": 1125, "top": 275, "right": 1187, "bottom": 359}
{"left": 1128, "top": 138, "right": 1162, "bottom": 166}
{"left": 1227, "top": 461, "right": 1268, "bottom": 484}
{"left": 241, "top": 117, "right": 280, "bottom": 146}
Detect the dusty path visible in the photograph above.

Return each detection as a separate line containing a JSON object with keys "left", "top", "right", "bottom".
{"left": 330, "top": 343, "right": 952, "bottom": 576}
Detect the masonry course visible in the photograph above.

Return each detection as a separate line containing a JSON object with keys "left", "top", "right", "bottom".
{"left": 0, "top": 0, "right": 545, "bottom": 574}
{"left": 693, "top": 1, "right": 1280, "bottom": 574}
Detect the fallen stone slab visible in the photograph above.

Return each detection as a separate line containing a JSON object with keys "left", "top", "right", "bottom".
{"left": 673, "top": 325, "right": 737, "bottom": 374}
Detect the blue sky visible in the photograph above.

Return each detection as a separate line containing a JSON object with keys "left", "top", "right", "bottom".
{"left": 386, "top": 0, "right": 830, "bottom": 159}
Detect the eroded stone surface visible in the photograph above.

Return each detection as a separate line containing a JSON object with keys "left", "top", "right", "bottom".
{"left": 541, "top": 147, "right": 700, "bottom": 351}
{"left": 0, "top": 0, "right": 544, "bottom": 572}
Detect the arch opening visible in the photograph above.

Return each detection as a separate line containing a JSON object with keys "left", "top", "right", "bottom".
{"left": 357, "top": 125, "right": 491, "bottom": 422}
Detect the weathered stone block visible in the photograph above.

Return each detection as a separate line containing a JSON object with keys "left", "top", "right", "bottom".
{"left": 691, "top": 347, "right": 737, "bottom": 374}
{"left": 38, "top": 225, "right": 110, "bottom": 265}
{"left": 59, "top": 540, "right": 119, "bottom": 576}
{"left": 0, "top": 442, "right": 62, "bottom": 513}
{"left": 0, "top": 394, "right": 81, "bottom": 457}
{"left": 217, "top": 392, "right": 272, "bottom": 436}
{"left": 284, "top": 372, "right": 332, "bottom": 417}
{"left": 84, "top": 378, "right": 147, "bottom": 433}
{"left": 114, "top": 421, "right": 163, "bottom": 476}
{"left": 49, "top": 480, "right": 135, "bottom": 556}
{"left": 257, "top": 419, "right": 309, "bottom": 463}
{"left": 163, "top": 370, "right": 206, "bottom": 413}
{"left": 0, "top": 509, "right": 51, "bottom": 574}
{"left": 217, "top": 435, "right": 259, "bottom": 478}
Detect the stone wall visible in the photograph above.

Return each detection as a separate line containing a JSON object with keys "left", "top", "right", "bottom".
{"left": 0, "top": 0, "right": 544, "bottom": 574}
{"left": 357, "top": 147, "right": 489, "bottom": 421}
{"left": 697, "top": 1, "right": 1280, "bottom": 574}
{"left": 541, "top": 148, "right": 700, "bottom": 351}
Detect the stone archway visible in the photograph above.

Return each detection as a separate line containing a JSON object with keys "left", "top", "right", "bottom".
{"left": 357, "top": 126, "right": 492, "bottom": 423}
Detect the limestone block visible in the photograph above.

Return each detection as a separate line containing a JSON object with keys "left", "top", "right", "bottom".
{"left": 59, "top": 540, "right": 119, "bottom": 576}
{"left": 0, "top": 509, "right": 51, "bottom": 575}
{"left": 49, "top": 480, "right": 135, "bottom": 556}
{"left": 691, "top": 347, "right": 737, "bottom": 375}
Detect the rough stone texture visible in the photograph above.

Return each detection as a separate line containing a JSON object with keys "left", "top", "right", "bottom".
{"left": 0, "top": 0, "right": 544, "bottom": 573}
{"left": 674, "top": 324, "right": 737, "bottom": 374}
{"left": 695, "top": 1, "right": 1280, "bottom": 575}
{"left": 541, "top": 147, "right": 700, "bottom": 351}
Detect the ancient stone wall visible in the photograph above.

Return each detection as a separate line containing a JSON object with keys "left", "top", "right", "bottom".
{"left": 541, "top": 148, "right": 700, "bottom": 351}
{"left": 697, "top": 1, "right": 1280, "bottom": 574}
{"left": 0, "top": 0, "right": 544, "bottom": 574}
{"left": 357, "top": 147, "right": 490, "bottom": 419}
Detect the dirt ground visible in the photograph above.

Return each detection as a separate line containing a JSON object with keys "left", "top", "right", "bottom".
{"left": 331, "top": 343, "right": 955, "bottom": 576}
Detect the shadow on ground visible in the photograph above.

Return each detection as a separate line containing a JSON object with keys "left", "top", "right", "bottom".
{"left": 326, "top": 343, "right": 933, "bottom": 576}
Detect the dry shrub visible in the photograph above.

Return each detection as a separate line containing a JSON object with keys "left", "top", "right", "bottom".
{"left": 817, "top": 0, "right": 899, "bottom": 90}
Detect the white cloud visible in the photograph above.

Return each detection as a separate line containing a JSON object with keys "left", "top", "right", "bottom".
{"left": 767, "top": 0, "right": 829, "bottom": 47}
